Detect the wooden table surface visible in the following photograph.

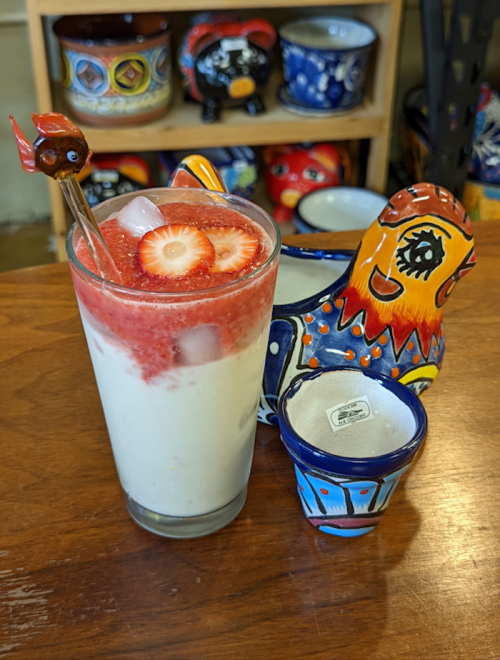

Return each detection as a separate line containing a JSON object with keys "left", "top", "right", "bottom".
{"left": 1, "top": 221, "right": 499, "bottom": 660}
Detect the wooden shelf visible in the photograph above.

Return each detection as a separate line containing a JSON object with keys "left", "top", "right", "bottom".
{"left": 54, "top": 78, "right": 384, "bottom": 153}
{"left": 26, "top": 0, "right": 404, "bottom": 260}
{"left": 38, "top": 0, "right": 394, "bottom": 16}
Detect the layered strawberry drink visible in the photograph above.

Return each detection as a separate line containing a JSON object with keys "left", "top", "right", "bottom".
{"left": 68, "top": 189, "right": 279, "bottom": 535}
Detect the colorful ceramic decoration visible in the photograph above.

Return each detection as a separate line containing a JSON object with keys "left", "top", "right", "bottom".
{"left": 168, "top": 154, "right": 228, "bottom": 192}
{"left": 159, "top": 146, "right": 258, "bottom": 199}
{"left": 469, "top": 83, "right": 500, "bottom": 185}
{"left": 278, "top": 16, "right": 376, "bottom": 115}
{"left": 178, "top": 13, "right": 276, "bottom": 123}
{"left": 77, "top": 153, "right": 152, "bottom": 207}
{"left": 259, "top": 183, "right": 476, "bottom": 425}
{"left": 278, "top": 367, "right": 427, "bottom": 536}
{"left": 53, "top": 14, "right": 172, "bottom": 126}
{"left": 462, "top": 178, "right": 500, "bottom": 221}
{"left": 264, "top": 143, "right": 343, "bottom": 223}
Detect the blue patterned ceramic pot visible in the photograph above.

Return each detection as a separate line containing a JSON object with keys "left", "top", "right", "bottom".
{"left": 54, "top": 14, "right": 172, "bottom": 127}
{"left": 278, "top": 16, "right": 376, "bottom": 113}
{"left": 278, "top": 367, "right": 427, "bottom": 537}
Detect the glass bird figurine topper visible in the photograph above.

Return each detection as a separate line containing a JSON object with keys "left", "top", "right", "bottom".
{"left": 9, "top": 111, "right": 123, "bottom": 283}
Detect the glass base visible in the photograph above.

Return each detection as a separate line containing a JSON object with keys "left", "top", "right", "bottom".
{"left": 124, "top": 486, "right": 248, "bottom": 539}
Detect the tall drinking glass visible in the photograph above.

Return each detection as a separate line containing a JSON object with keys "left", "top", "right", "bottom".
{"left": 66, "top": 188, "right": 280, "bottom": 538}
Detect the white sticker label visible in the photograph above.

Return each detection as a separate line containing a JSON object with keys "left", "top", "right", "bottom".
{"left": 326, "top": 396, "right": 374, "bottom": 433}
{"left": 221, "top": 37, "right": 248, "bottom": 52}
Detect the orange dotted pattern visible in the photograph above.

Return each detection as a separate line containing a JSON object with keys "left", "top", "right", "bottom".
{"left": 371, "top": 346, "right": 381, "bottom": 358}
{"left": 319, "top": 324, "right": 329, "bottom": 334}
{"left": 345, "top": 350, "right": 355, "bottom": 361}
{"left": 379, "top": 334, "right": 388, "bottom": 345}
{"left": 308, "top": 357, "right": 318, "bottom": 368}
{"left": 392, "top": 367, "right": 400, "bottom": 378}
{"left": 334, "top": 298, "right": 343, "bottom": 308}
{"left": 352, "top": 325, "right": 363, "bottom": 337}
{"left": 413, "top": 354, "right": 420, "bottom": 364}
{"left": 407, "top": 341, "right": 414, "bottom": 351}
{"left": 322, "top": 303, "right": 332, "bottom": 313}
{"left": 360, "top": 355, "right": 370, "bottom": 367}
{"left": 303, "top": 334, "right": 312, "bottom": 345}
{"left": 304, "top": 314, "right": 313, "bottom": 323}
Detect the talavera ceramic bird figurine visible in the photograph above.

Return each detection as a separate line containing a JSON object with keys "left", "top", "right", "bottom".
{"left": 259, "top": 183, "right": 476, "bottom": 424}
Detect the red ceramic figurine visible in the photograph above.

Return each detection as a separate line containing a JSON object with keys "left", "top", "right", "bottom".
{"left": 264, "top": 143, "right": 344, "bottom": 223}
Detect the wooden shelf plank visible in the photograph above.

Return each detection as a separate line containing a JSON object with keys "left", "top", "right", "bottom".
{"left": 54, "top": 80, "right": 383, "bottom": 153}
{"left": 37, "top": 0, "right": 395, "bottom": 16}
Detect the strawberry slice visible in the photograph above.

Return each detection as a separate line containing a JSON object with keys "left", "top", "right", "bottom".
{"left": 138, "top": 225, "right": 215, "bottom": 278}
{"left": 202, "top": 226, "right": 259, "bottom": 273}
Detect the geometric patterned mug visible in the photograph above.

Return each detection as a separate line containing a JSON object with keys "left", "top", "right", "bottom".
{"left": 54, "top": 13, "right": 172, "bottom": 127}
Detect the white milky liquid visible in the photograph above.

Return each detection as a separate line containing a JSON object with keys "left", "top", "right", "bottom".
{"left": 286, "top": 371, "right": 416, "bottom": 458}
{"left": 79, "top": 306, "right": 269, "bottom": 517}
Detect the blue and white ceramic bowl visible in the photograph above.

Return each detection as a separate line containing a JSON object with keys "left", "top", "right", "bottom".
{"left": 278, "top": 367, "right": 427, "bottom": 537}
{"left": 278, "top": 16, "right": 376, "bottom": 113}
{"left": 295, "top": 186, "right": 388, "bottom": 233}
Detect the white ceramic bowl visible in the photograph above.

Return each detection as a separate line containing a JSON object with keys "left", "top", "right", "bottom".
{"left": 294, "top": 186, "right": 388, "bottom": 233}
{"left": 279, "top": 16, "right": 376, "bottom": 50}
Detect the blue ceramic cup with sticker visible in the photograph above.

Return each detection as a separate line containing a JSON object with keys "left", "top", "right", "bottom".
{"left": 278, "top": 367, "right": 427, "bottom": 537}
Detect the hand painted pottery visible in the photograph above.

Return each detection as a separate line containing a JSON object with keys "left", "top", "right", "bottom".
{"left": 278, "top": 16, "right": 376, "bottom": 114}
{"left": 53, "top": 14, "right": 172, "bottom": 126}
{"left": 278, "top": 367, "right": 427, "bottom": 537}
{"left": 259, "top": 183, "right": 476, "bottom": 425}
{"left": 178, "top": 13, "right": 276, "bottom": 123}
{"left": 77, "top": 153, "right": 152, "bottom": 207}
{"left": 264, "top": 143, "right": 343, "bottom": 223}
{"left": 462, "top": 178, "right": 500, "bottom": 221}
{"left": 294, "top": 186, "right": 388, "bottom": 233}
{"left": 469, "top": 82, "right": 500, "bottom": 185}
{"left": 158, "top": 146, "right": 258, "bottom": 199}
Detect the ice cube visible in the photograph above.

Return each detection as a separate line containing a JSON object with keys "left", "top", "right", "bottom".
{"left": 175, "top": 324, "right": 223, "bottom": 367}
{"left": 116, "top": 196, "right": 165, "bottom": 238}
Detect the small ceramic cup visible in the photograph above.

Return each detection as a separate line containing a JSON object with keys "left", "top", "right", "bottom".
{"left": 54, "top": 13, "right": 172, "bottom": 126}
{"left": 278, "top": 16, "right": 376, "bottom": 114}
{"left": 278, "top": 367, "right": 427, "bottom": 537}
{"left": 294, "top": 186, "right": 388, "bottom": 233}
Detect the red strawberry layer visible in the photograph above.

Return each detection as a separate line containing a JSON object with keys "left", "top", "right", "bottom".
{"left": 72, "top": 201, "right": 278, "bottom": 380}
{"left": 76, "top": 202, "right": 272, "bottom": 292}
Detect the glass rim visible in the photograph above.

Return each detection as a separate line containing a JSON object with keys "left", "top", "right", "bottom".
{"left": 66, "top": 187, "right": 282, "bottom": 300}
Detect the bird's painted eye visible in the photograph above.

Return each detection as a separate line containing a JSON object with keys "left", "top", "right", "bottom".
{"left": 303, "top": 167, "right": 326, "bottom": 182}
{"left": 270, "top": 163, "right": 288, "bottom": 177}
{"left": 67, "top": 150, "right": 79, "bottom": 162}
{"left": 396, "top": 229, "right": 445, "bottom": 280}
